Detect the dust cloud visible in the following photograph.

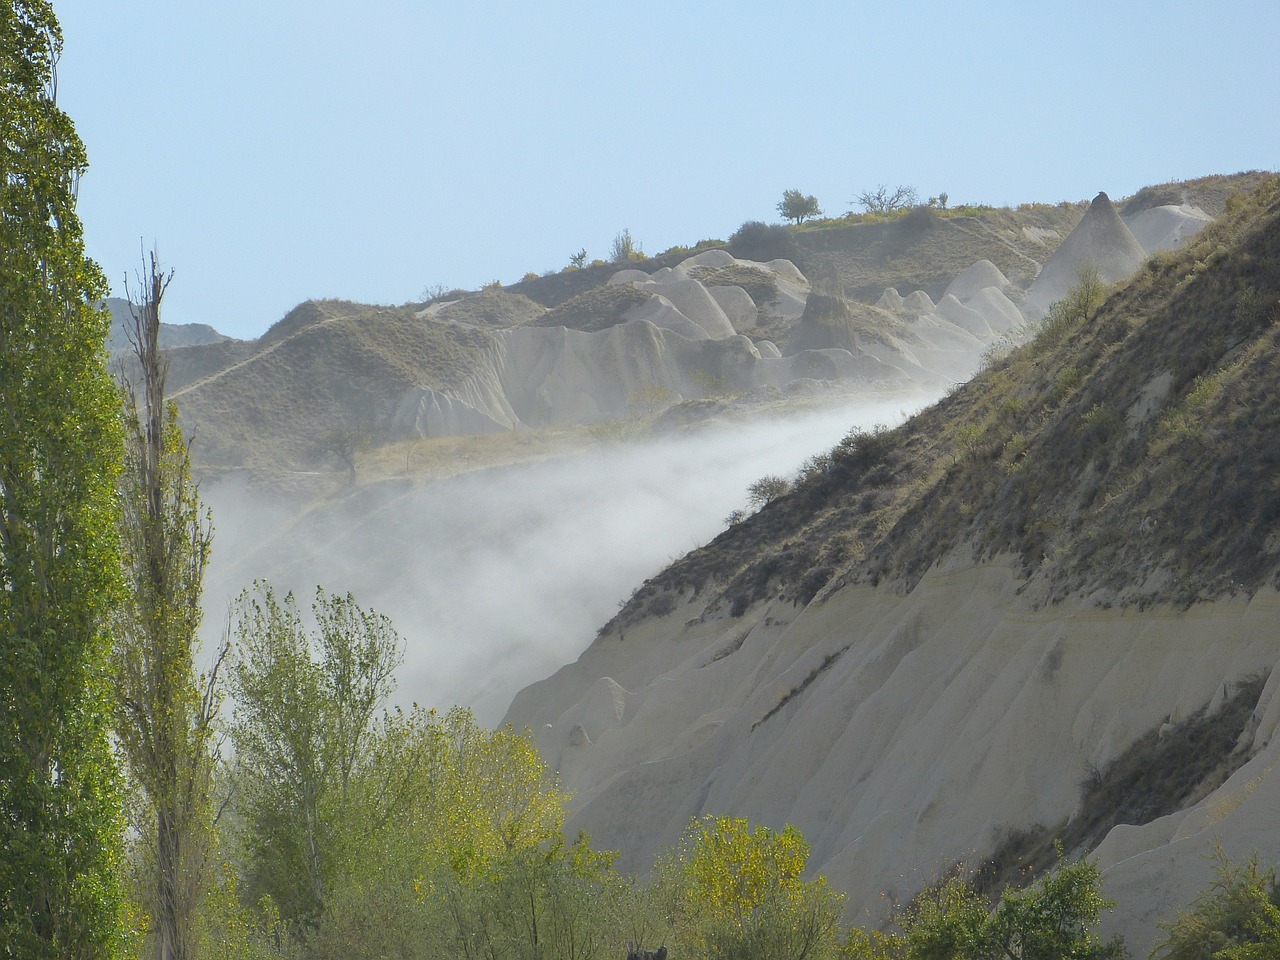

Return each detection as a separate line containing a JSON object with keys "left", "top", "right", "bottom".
{"left": 201, "top": 395, "right": 930, "bottom": 725}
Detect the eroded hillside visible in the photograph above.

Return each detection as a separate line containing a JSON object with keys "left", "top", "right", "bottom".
{"left": 503, "top": 175, "right": 1280, "bottom": 955}
{"left": 162, "top": 174, "right": 1258, "bottom": 481}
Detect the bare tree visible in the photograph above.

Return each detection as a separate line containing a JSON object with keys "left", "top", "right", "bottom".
{"left": 115, "top": 251, "right": 225, "bottom": 960}
{"left": 315, "top": 422, "right": 374, "bottom": 485}
{"left": 855, "top": 184, "right": 919, "bottom": 213}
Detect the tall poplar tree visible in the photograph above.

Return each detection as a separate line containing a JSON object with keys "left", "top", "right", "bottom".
{"left": 0, "top": 2, "right": 128, "bottom": 957}
{"left": 114, "top": 253, "right": 223, "bottom": 960}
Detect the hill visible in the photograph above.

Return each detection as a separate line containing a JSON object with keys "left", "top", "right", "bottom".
{"left": 102, "top": 296, "right": 230, "bottom": 354}
{"left": 502, "top": 175, "right": 1280, "bottom": 954}
{"left": 166, "top": 173, "right": 1262, "bottom": 482}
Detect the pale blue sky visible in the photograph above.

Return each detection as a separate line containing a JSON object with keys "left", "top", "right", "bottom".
{"left": 58, "top": 1, "right": 1279, "bottom": 340}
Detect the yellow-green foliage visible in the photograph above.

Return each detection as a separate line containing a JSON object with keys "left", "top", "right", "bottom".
{"left": 1152, "top": 851, "right": 1280, "bottom": 960}
{"left": 654, "top": 815, "right": 844, "bottom": 960}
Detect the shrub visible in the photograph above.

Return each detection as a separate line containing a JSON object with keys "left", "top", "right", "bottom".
{"left": 727, "top": 220, "right": 799, "bottom": 263}
{"left": 611, "top": 228, "right": 642, "bottom": 263}
{"left": 748, "top": 474, "right": 791, "bottom": 507}
{"left": 1152, "top": 851, "right": 1280, "bottom": 960}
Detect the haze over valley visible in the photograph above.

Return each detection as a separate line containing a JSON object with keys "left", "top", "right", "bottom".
{"left": 98, "top": 170, "right": 1280, "bottom": 954}
{"left": 199, "top": 395, "right": 926, "bottom": 722}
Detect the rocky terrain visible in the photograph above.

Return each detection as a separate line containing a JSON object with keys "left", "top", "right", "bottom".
{"left": 151, "top": 170, "right": 1278, "bottom": 952}
{"left": 502, "top": 174, "right": 1280, "bottom": 955}
{"left": 157, "top": 174, "right": 1258, "bottom": 480}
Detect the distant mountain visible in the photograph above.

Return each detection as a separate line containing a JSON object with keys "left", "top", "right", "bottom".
{"left": 503, "top": 174, "right": 1280, "bottom": 955}
{"left": 102, "top": 296, "right": 231, "bottom": 354}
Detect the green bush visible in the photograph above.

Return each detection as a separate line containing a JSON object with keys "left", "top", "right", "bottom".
{"left": 1152, "top": 852, "right": 1280, "bottom": 960}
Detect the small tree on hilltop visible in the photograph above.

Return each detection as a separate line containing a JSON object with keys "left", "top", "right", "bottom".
{"left": 855, "top": 184, "right": 918, "bottom": 214}
{"left": 777, "top": 189, "right": 822, "bottom": 225}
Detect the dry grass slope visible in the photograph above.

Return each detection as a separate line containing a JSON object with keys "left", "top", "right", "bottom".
{"left": 175, "top": 299, "right": 494, "bottom": 474}
{"left": 610, "top": 174, "right": 1280, "bottom": 628}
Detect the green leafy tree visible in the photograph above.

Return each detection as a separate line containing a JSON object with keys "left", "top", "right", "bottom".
{"left": 748, "top": 474, "right": 791, "bottom": 508}
{"left": 778, "top": 189, "right": 823, "bottom": 226}
{"left": 656, "top": 816, "right": 844, "bottom": 960}
{"left": 299, "top": 706, "right": 578, "bottom": 960}
{"left": 1062, "top": 263, "right": 1106, "bottom": 323}
{"left": 421, "top": 835, "right": 629, "bottom": 960}
{"left": 900, "top": 854, "right": 1126, "bottom": 960}
{"left": 0, "top": 4, "right": 128, "bottom": 957}
{"left": 227, "top": 583, "right": 403, "bottom": 929}
{"left": 1152, "top": 851, "right": 1280, "bottom": 960}
{"left": 313, "top": 423, "right": 373, "bottom": 486}
{"left": 114, "top": 252, "right": 225, "bottom": 960}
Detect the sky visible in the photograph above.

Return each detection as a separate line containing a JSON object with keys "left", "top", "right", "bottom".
{"left": 57, "top": 1, "right": 1280, "bottom": 341}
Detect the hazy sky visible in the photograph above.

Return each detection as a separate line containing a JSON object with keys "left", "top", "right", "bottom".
{"left": 58, "top": 1, "right": 1279, "bottom": 341}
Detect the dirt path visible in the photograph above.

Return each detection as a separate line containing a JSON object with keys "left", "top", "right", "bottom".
{"left": 171, "top": 311, "right": 351, "bottom": 399}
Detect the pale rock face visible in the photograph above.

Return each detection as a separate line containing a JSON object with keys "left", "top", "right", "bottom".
{"left": 634, "top": 277, "right": 737, "bottom": 339}
{"left": 622, "top": 295, "right": 710, "bottom": 341}
{"left": 764, "top": 259, "right": 808, "bottom": 284}
{"left": 943, "top": 259, "right": 1010, "bottom": 302}
{"left": 504, "top": 560, "right": 1280, "bottom": 959}
{"left": 1025, "top": 191, "right": 1147, "bottom": 317}
{"left": 1122, "top": 203, "right": 1213, "bottom": 254}
{"left": 681, "top": 248, "right": 737, "bottom": 269}
{"left": 965, "top": 286, "right": 1025, "bottom": 334}
{"left": 935, "top": 293, "right": 995, "bottom": 339}
{"left": 901, "top": 290, "right": 936, "bottom": 316}
{"left": 877, "top": 287, "right": 905, "bottom": 312}
{"left": 708, "top": 285, "right": 758, "bottom": 332}
{"left": 609, "top": 268, "right": 652, "bottom": 286}
{"left": 906, "top": 315, "right": 985, "bottom": 382}
{"left": 755, "top": 340, "right": 782, "bottom": 359}
{"left": 391, "top": 387, "right": 509, "bottom": 438}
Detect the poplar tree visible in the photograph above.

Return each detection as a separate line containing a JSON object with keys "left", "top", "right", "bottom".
{"left": 0, "top": 2, "right": 128, "bottom": 956}
{"left": 113, "top": 252, "right": 223, "bottom": 960}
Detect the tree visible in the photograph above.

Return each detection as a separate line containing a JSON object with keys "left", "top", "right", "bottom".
{"left": 900, "top": 853, "right": 1126, "bottom": 960}
{"left": 777, "top": 189, "right": 822, "bottom": 226}
{"left": 227, "top": 583, "right": 403, "bottom": 928}
{"left": 293, "top": 705, "right": 577, "bottom": 959}
{"left": 855, "top": 184, "right": 918, "bottom": 214}
{"left": 114, "top": 251, "right": 225, "bottom": 960}
{"left": 748, "top": 474, "right": 791, "bottom": 508}
{"left": 0, "top": 5, "right": 129, "bottom": 958}
{"left": 1152, "top": 851, "right": 1280, "bottom": 960}
{"left": 655, "top": 816, "right": 844, "bottom": 960}
{"left": 570, "top": 248, "right": 588, "bottom": 269}
{"left": 313, "top": 423, "right": 372, "bottom": 486}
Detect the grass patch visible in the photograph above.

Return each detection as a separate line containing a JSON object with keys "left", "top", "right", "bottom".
{"left": 974, "top": 673, "right": 1269, "bottom": 896}
{"left": 534, "top": 284, "right": 652, "bottom": 332}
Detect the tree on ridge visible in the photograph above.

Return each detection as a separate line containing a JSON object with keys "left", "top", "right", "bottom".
{"left": 778, "top": 188, "right": 822, "bottom": 225}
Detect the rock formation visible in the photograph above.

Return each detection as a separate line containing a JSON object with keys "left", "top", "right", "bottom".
{"left": 1024, "top": 191, "right": 1147, "bottom": 317}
